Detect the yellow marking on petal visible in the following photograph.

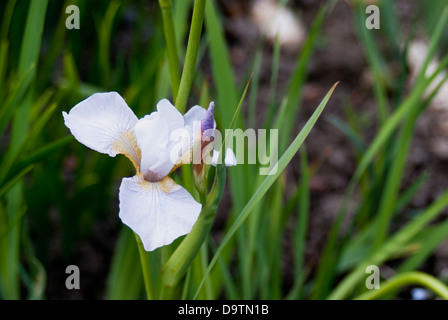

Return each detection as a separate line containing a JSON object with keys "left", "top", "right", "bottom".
{"left": 112, "top": 130, "right": 142, "bottom": 172}
{"left": 136, "top": 173, "right": 179, "bottom": 194}
{"left": 169, "top": 163, "right": 183, "bottom": 174}
{"left": 158, "top": 176, "right": 179, "bottom": 193}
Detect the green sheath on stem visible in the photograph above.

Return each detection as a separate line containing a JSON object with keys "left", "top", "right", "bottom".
{"left": 162, "top": 161, "right": 226, "bottom": 289}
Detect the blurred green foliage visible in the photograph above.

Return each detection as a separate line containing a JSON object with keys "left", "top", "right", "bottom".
{"left": 1, "top": 0, "right": 448, "bottom": 300}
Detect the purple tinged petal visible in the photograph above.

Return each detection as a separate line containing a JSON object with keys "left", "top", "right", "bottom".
{"left": 201, "top": 102, "right": 215, "bottom": 137}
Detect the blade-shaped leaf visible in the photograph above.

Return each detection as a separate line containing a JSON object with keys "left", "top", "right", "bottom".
{"left": 193, "top": 82, "right": 339, "bottom": 299}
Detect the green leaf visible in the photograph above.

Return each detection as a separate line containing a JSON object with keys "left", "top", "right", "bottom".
{"left": 97, "top": 0, "right": 121, "bottom": 87}
{"left": 2, "top": 0, "right": 48, "bottom": 300}
{"left": 273, "top": 2, "right": 332, "bottom": 152}
{"left": 328, "top": 188, "right": 448, "bottom": 300}
{"left": 193, "top": 82, "right": 339, "bottom": 299}
{"left": 161, "top": 72, "right": 252, "bottom": 291}
{"left": 0, "top": 103, "right": 58, "bottom": 186}
{"left": 204, "top": 0, "right": 238, "bottom": 128}
{"left": 104, "top": 228, "right": 143, "bottom": 299}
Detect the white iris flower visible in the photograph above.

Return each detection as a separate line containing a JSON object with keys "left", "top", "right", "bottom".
{"left": 62, "top": 92, "right": 235, "bottom": 251}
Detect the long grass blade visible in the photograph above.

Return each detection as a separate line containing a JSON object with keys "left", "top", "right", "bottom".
{"left": 194, "top": 83, "right": 339, "bottom": 299}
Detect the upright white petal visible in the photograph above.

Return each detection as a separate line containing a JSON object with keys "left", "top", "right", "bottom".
{"left": 183, "top": 105, "right": 207, "bottom": 136}
{"left": 173, "top": 106, "right": 206, "bottom": 165}
{"left": 157, "top": 99, "right": 185, "bottom": 129}
{"left": 119, "top": 175, "right": 202, "bottom": 251}
{"left": 63, "top": 92, "right": 140, "bottom": 166}
{"left": 175, "top": 103, "right": 218, "bottom": 167}
{"left": 134, "top": 99, "right": 186, "bottom": 180}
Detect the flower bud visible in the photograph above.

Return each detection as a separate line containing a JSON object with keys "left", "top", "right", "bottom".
{"left": 193, "top": 102, "right": 215, "bottom": 195}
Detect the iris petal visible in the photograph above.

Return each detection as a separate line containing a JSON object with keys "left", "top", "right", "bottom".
{"left": 201, "top": 102, "right": 215, "bottom": 136}
{"left": 62, "top": 92, "right": 140, "bottom": 168}
{"left": 173, "top": 105, "right": 207, "bottom": 167}
{"left": 173, "top": 102, "right": 218, "bottom": 169}
{"left": 118, "top": 174, "right": 202, "bottom": 251}
{"left": 134, "top": 99, "right": 187, "bottom": 179}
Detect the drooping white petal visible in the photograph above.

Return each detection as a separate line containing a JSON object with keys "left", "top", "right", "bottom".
{"left": 211, "top": 148, "right": 237, "bottom": 167}
{"left": 118, "top": 174, "right": 202, "bottom": 251}
{"left": 62, "top": 92, "right": 140, "bottom": 165}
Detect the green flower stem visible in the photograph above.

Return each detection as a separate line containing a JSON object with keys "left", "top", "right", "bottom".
{"left": 175, "top": 0, "right": 206, "bottom": 113}
{"left": 162, "top": 163, "right": 226, "bottom": 290}
{"left": 134, "top": 232, "right": 155, "bottom": 300}
{"left": 354, "top": 271, "right": 448, "bottom": 300}
{"left": 161, "top": 199, "right": 213, "bottom": 290}
{"left": 158, "top": 0, "right": 180, "bottom": 101}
